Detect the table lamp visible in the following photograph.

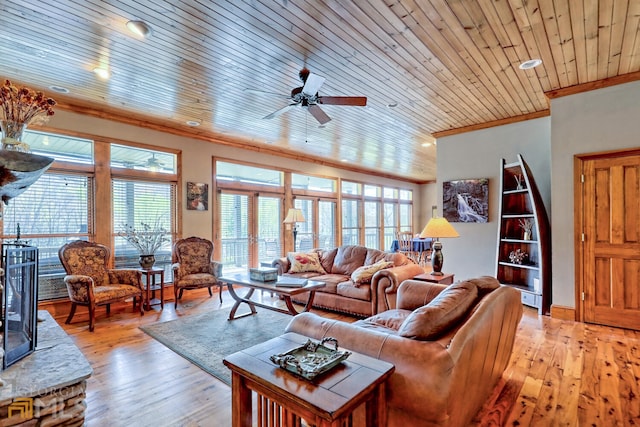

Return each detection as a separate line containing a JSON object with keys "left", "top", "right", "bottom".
{"left": 283, "top": 208, "right": 306, "bottom": 251}
{"left": 420, "top": 217, "right": 459, "bottom": 275}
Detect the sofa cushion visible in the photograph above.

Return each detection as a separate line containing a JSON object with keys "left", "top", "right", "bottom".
{"left": 350, "top": 260, "right": 394, "bottom": 284}
{"left": 356, "top": 308, "right": 412, "bottom": 331}
{"left": 337, "top": 280, "right": 371, "bottom": 301}
{"left": 331, "top": 246, "right": 368, "bottom": 275}
{"left": 287, "top": 252, "right": 327, "bottom": 274}
{"left": 398, "top": 281, "right": 478, "bottom": 340}
{"left": 306, "top": 274, "right": 350, "bottom": 294}
{"left": 319, "top": 248, "right": 338, "bottom": 274}
{"left": 466, "top": 276, "right": 500, "bottom": 297}
{"left": 365, "top": 249, "right": 408, "bottom": 267}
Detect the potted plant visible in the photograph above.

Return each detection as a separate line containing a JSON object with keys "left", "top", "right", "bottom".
{"left": 119, "top": 220, "right": 170, "bottom": 268}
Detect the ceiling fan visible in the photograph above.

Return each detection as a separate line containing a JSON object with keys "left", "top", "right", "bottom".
{"left": 251, "top": 68, "right": 367, "bottom": 125}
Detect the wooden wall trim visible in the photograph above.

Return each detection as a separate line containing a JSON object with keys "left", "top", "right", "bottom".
{"left": 53, "top": 97, "right": 427, "bottom": 185}
{"left": 545, "top": 71, "right": 640, "bottom": 99}
{"left": 431, "top": 110, "right": 550, "bottom": 139}
{"left": 550, "top": 305, "right": 576, "bottom": 321}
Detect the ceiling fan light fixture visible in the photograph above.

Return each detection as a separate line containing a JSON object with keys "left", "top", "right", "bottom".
{"left": 126, "top": 20, "right": 152, "bottom": 38}
{"left": 519, "top": 59, "right": 542, "bottom": 70}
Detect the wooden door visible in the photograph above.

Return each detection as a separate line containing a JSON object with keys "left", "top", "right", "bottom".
{"left": 582, "top": 154, "right": 640, "bottom": 329}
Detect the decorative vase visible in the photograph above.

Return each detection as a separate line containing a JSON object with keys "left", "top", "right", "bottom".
{"left": 0, "top": 120, "right": 28, "bottom": 152}
{"left": 138, "top": 254, "right": 155, "bottom": 269}
{"left": 523, "top": 231, "right": 532, "bottom": 241}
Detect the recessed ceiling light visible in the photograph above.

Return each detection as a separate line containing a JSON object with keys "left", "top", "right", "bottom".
{"left": 421, "top": 142, "right": 432, "bottom": 147}
{"left": 93, "top": 67, "right": 111, "bottom": 79}
{"left": 519, "top": 59, "right": 542, "bottom": 70}
{"left": 126, "top": 20, "right": 152, "bottom": 38}
{"left": 387, "top": 101, "right": 398, "bottom": 108}
{"left": 186, "top": 120, "right": 201, "bottom": 127}
{"left": 48, "top": 85, "right": 69, "bottom": 93}
{"left": 341, "top": 159, "right": 348, "bottom": 162}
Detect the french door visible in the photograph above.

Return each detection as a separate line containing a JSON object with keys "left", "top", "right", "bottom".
{"left": 219, "top": 191, "right": 283, "bottom": 272}
{"left": 294, "top": 198, "right": 336, "bottom": 251}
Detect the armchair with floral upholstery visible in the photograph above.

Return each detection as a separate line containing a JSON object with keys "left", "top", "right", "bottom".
{"left": 171, "top": 236, "right": 223, "bottom": 308}
{"left": 58, "top": 240, "right": 144, "bottom": 332}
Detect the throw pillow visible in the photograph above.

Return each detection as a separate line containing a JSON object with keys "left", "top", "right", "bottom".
{"left": 398, "top": 281, "right": 478, "bottom": 340}
{"left": 287, "top": 252, "right": 326, "bottom": 274}
{"left": 350, "top": 260, "right": 394, "bottom": 284}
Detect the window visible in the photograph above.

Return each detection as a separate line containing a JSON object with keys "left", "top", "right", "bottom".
{"left": 217, "top": 161, "right": 283, "bottom": 187}
{"left": 292, "top": 174, "right": 335, "bottom": 192}
{"left": 111, "top": 144, "right": 177, "bottom": 174}
{"left": 2, "top": 173, "right": 93, "bottom": 300}
{"left": 342, "top": 180, "right": 413, "bottom": 248}
{"left": 341, "top": 199, "right": 360, "bottom": 246}
{"left": 112, "top": 179, "right": 176, "bottom": 278}
{"left": 23, "top": 130, "right": 94, "bottom": 164}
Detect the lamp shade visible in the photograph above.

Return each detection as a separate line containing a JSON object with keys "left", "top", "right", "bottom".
{"left": 419, "top": 217, "right": 459, "bottom": 239}
{"left": 283, "top": 208, "right": 305, "bottom": 224}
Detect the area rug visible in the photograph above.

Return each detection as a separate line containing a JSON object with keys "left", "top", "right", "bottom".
{"left": 140, "top": 309, "right": 294, "bottom": 385}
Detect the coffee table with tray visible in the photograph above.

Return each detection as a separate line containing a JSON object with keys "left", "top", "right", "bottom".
{"left": 218, "top": 272, "right": 326, "bottom": 320}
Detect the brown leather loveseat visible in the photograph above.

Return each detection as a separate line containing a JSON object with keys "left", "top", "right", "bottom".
{"left": 272, "top": 245, "right": 424, "bottom": 317}
{"left": 286, "top": 276, "right": 523, "bottom": 427}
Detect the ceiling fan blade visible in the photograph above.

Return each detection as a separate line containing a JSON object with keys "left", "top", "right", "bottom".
{"left": 244, "top": 88, "right": 291, "bottom": 99}
{"left": 302, "top": 73, "right": 325, "bottom": 96}
{"left": 307, "top": 105, "right": 331, "bottom": 124}
{"left": 318, "top": 96, "right": 367, "bottom": 106}
{"left": 263, "top": 104, "right": 298, "bottom": 120}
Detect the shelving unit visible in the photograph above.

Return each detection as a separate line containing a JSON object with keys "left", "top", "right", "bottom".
{"left": 495, "top": 154, "right": 551, "bottom": 314}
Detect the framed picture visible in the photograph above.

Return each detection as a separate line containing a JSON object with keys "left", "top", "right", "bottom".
{"left": 443, "top": 179, "right": 489, "bottom": 223}
{"left": 186, "top": 182, "right": 208, "bottom": 211}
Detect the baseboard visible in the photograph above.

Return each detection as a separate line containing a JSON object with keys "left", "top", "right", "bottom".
{"left": 550, "top": 304, "right": 575, "bottom": 321}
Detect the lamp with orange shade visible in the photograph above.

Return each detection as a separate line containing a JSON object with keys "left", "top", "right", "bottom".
{"left": 419, "top": 217, "right": 459, "bottom": 275}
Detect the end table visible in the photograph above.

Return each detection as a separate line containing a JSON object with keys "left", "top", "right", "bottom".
{"left": 413, "top": 272, "right": 455, "bottom": 285}
{"left": 138, "top": 267, "right": 164, "bottom": 310}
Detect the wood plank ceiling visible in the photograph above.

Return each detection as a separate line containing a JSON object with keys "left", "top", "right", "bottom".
{"left": 0, "top": 1, "right": 639, "bottom": 183}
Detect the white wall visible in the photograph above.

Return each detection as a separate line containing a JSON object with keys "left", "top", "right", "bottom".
{"left": 550, "top": 80, "right": 640, "bottom": 307}
{"left": 435, "top": 118, "right": 551, "bottom": 282}
{"left": 47, "top": 110, "right": 423, "bottom": 240}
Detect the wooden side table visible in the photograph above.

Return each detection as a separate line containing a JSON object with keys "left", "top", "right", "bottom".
{"left": 138, "top": 267, "right": 164, "bottom": 310}
{"left": 223, "top": 332, "right": 395, "bottom": 427}
{"left": 413, "top": 272, "right": 455, "bottom": 285}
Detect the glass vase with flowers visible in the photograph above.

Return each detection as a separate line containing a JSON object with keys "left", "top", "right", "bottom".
{"left": 119, "top": 220, "right": 171, "bottom": 269}
{"left": 0, "top": 79, "right": 56, "bottom": 152}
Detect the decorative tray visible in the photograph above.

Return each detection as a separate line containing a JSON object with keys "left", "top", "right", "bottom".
{"left": 270, "top": 337, "right": 352, "bottom": 381}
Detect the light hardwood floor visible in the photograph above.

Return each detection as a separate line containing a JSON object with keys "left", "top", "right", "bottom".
{"left": 45, "top": 287, "right": 640, "bottom": 427}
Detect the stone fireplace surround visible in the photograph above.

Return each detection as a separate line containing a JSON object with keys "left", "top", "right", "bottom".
{"left": 0, "top": 311, "right": 92, "bottom": 426}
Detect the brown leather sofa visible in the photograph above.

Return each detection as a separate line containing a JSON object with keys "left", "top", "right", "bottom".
{"left": 285, "top": 276, "right": 523, "bottom": 427}
{"left": 272, "top": 245, "right": 424, "bottom": 317}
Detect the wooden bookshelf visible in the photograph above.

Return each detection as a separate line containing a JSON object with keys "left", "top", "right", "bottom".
{"left": 495, "top": 154, "right": 551, "bottom": 314}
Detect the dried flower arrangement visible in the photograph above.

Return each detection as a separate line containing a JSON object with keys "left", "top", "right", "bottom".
{"left": 119, "top": 220, "right": 170, "bottom": 255}
{"left": 518, "top": 218, "right": 533, "bottom": 234}
{"left": 0, "top": 79, "right": 57, "bottom": 151}
{"left": 0, "top": 79, "right": 56, "bottom": 124}
{"left": 508, "top": 249, "right": 528, "bottom": 265}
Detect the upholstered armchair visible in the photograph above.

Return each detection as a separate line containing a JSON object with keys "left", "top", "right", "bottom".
{"left": 171, "top": 236, "right": 223, "bottom": 308}
{"left": 58, "top": 240, "right": 144, "bottom": 332}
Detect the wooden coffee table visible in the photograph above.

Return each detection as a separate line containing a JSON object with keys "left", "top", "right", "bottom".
{"left": 223, "top": 332, "right": 394, "bottom": 427}
{"left": 218, "top": 272, "right": 326, "bottom": 320}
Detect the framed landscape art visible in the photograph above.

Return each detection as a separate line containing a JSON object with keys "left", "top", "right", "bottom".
{"left": 187, "top": 182, "right": 208, "bottom": 211}
{"left": 443, "top": 179, "right": 489, "bottom": 223}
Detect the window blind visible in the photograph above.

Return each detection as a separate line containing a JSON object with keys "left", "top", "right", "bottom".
{"left": 112, "top": 179, "right": 176, "bottom": 278}
{"left": 2, "top": 173, "right": 92, "bottom": 300}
